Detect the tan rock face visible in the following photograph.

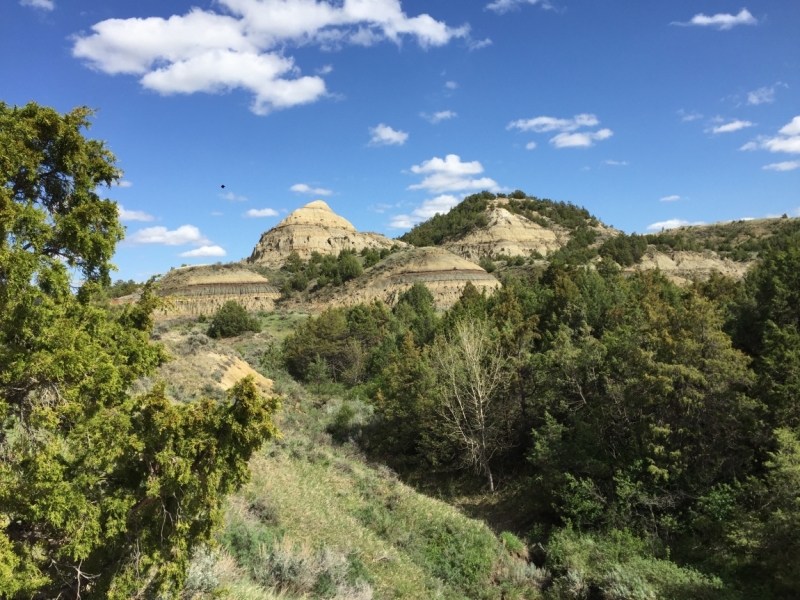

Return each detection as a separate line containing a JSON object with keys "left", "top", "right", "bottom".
{"left": 155, "top": 265, "right": 280, "bottom": 318}
{"left": 628, "top": 249, "right": 752, "bottom": 283}
{"left": 314, "top": 247, "right": 501, "bottom": 310}
{"left": 248, "top": 200, "right": 403, "bottom": 267}
{"left": 443, "top": 207, "right": 562, "bottom": 260}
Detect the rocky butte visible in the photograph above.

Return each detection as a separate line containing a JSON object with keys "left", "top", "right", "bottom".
{"left": 247, "top": 200, "right": 403, "bottom": 267}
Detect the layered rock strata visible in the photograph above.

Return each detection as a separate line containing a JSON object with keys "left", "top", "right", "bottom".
{"left": 314, "top": 246, "right": 501, "bottom": 310}
{"left": 155, "top": 265, "right": 280, "bottom": 318}
{"left": 627, "top": 249, "right": 751, "bottom": 284}
{"left": 442, "top": 207, "right": 563, "bottom": 260}
{"left": 248, "top": 200, "right": 403, "bottom": 267}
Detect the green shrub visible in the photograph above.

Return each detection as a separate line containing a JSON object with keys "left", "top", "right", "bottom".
{"left": 499, "top": 531, "right": 527, "bottom": 558}
{"left": 479, "top": 256, "right": 496, "bottom": 273}
{"left": 207, "top": 301, "right": 262, "bottom": 338}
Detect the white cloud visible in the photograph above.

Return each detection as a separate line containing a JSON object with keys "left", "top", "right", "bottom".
{"left": 551, "top": 129, "right": 613, "bottom": 148}
{"left": 211, "top": 211, "right": 224, "bottom": 216}
{"left": 128, "top": 225, "right": 211, "bottom": 246}
{"left": 445, "top": 81, "right": 458, "bottom": 89}
{"left": 316, "top": 64, "right": 333, "bottom": 74}
{"left": 740, "top": 116, "right": 800, "bottom": 155}
{"left": 72, "top": 1, "right": 468, "bottom": 115}
{"left": 244, "top": 208, "right": 280, "bottom": 218}
{"left": 390, "top": 194, "right": 460, "bottom": 229}
{"left": 221, "top": 191, "right": 249, "bottom": 202}
{"left": 118, "top": 204, "right": 155, "bottom": 221}
{"left": 647, "top": 219, "right": 705, "bottom": 231}
{"left": 486, "top": 0, "right": 553, "bottom": 14}
{"left": 115, "top": 180, "right": 133, "bottom": 188}
{"left": 604, "top": 159, "right": 628, "bottom": 166}
{"left": 763, "top": 161, "right": 800, "bottom": 172}
{"left": 291, "top": 183, "right": 333, "bottom": 196}
{"left": 179, "top": 245, "right": 227, "bottom": 257}
{"left": 747, "top": 86, "right": 776, "bottom": 105}
{"left": 678, "top": 109, "right": 703, "bottom": 122}
{"left": 508, "top": 113, "right": 599, "bottom": 133}
{"left": 421, "top": 110, "right": 457, "bottom": 124}
{"left": 710, "top": 120, "right": 754, "bottom": 134}
{"left": 469, "top": 38, "right": 493, "bottom": 50}
{"left": 779, "top": 116, "right": 800, "bottom": 137}
{"left": 672, "top": 9, "right": 757, "bottom": 30}
{"left": 525, "top": 141, "right": 537, "bottom": 150}
{"left": 660, "top": 195, "right": 680, "bottom": 202}
{"left": 369, "top": 123, "right": 408, "bottom": 146}
{"left": 20, "top": 0, "right": 54, "bottom": 10}
{"left": 408, "top": 154, "right": 500, "bottom": 194}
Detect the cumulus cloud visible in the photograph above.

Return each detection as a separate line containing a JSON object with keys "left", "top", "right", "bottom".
{"left": 179, "top": 245, "right": 227, "bottom": 257}
{"left": 551, "top": 129, "right": 613, "bottom": 148}
{"left": 408, "top": 154, "right": 500, "bottom": 194}
{"left": 486, "top": 0, "right": 553, "bottom": 14}
{"left": 114, "top": 180, "right": 133, "bottom": 188}
{"left": 221, "top": 191, "right": 248, "bottom": 202}
{"left": 509, "top": 114, "right": 612, "bottom": 148}
{"left": 660, "top": 195, "right": 680, "bottom": 202}
{"left": 20, "top": 0, "right": 54, "bottom": 10}
{"left": 244, "top": 208, "right": 280, "bottom": 217}
{"left": 710, "top": 120, "right": 754, "bottom": 134}
{"left": 526, "top": 142, "right": 537, "bottom": 150}
{"left": 604, "top": 160, "right": 628, "bottom": 166}
{"left": 763, "top": 161, "right": 800, "bottom": 172}
{"left": 118, "top": 205, "right": 155, "bottom": 222}
{"left": 71, "top": 1, "right": 468, "bottom": 115}
{"left": 369, "top": 123, "right": 408, "bottom": 146}
{"left": 421, "top": 110, "right": 457, "bottom": 124}
{"left": 316, "top": 64, "right": 333, "bottom": 74}
{"left": 445, "top": 81, "right": 458, "bottom": 89}
{"left": 291, "top": 183, "right": 333, "bottom": 196}
{"left": 647, "top": 219, "right": 705, "bottom": 231}
{"left": 672, "top": 9, "right": 757, "bottom": 30}
{"left": 748, "top": 86, "right": 776, "bottom": 105}
{"left": 128, "top": 225, "right": 211, "bottom": 245}
{"left": 740, "top": 116, "right": 800, "bottom": 155}
{"left": 390, "top": 194, "right": 460, "bottom": 229}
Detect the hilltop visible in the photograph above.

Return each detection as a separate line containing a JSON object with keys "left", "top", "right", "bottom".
{"left": 248, "top": 200, "right": 403, "bottom": 268}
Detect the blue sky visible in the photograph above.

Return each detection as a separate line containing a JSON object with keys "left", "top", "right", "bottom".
{"left": 3, "top": 0, "right": 799, "bottom": 281}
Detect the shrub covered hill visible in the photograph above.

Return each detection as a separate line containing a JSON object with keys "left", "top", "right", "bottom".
{"left": 399, "top": 190, "right": 799, "bottom": 282}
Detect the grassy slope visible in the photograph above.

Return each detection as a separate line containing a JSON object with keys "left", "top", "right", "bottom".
{"left": 167, "top": 315, "right": 539, "bottom": 600}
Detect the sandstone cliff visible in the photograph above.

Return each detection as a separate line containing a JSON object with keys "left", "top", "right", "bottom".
{"left": 155, "top": 264, "right": 280, "bottom": 318}
{"left": 625, "top": 248, "right": 751, "bottom": 284}
{"left": 311, "top": 246, "right": 501, "bottom": 310}
{"left": 248, "top": 200, "right": 403, "bottom": 267}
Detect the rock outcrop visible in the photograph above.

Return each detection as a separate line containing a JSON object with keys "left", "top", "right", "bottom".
{"left": 248, "top": 200, "right": 403, "bottom": 267}
{"left": 627, "top": 249, "right": 751, "bottom": 284}
{"left": 443, "top": 207, "right": 563, "bottom": 260}
{"left": 155, "top": 264, "right": 280, "bottom": 318}
{"left": 312, "top": 246, "right": 501, "bottom": 310}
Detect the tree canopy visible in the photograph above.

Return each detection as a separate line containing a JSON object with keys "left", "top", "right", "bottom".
{"left": 0, "top": 102, "right": 279, "bottom": 598}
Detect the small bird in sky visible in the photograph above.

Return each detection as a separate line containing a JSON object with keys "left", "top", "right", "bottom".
{"left": 221, "top": 184, "right": 225, "bottom": 189}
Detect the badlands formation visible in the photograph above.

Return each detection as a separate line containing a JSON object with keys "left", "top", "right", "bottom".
{"left": 155, "top": 264, "right": 280, "bottom": 318}
{"left": 442, "top": 207, "right": 563, "bottom": 260}
{"left": 314, "top": 246, "right": 501, "bottom": 310}
{"left": 628, "top": 249, "right": 751, "bottom": 284}
{"left": 248, "top": 200, "right": 403, "bottom": 267}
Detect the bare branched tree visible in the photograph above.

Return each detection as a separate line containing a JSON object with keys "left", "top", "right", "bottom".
{"left": 433, "top": 319, "right": 513, "bottom": 492}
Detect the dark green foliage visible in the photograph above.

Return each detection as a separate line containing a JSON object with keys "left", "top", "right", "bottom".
{"left": 207, "top": 300, "right": 262, "bottom": 338}
{"left": 399, "top": 191, "right": 494, "bottom": 246}
{"left": 338, "top": 251, "right": 363, "bottom": 282}
{"left": 393, "top": 282, "right": 437, "bottom": 345}
{"left": 0, "top": 102, "right": 279, "bottom": 598}
{"left": 106, "top": 278, "right": 141, "bottom": 298}
{"left": 281, "top": 248, "right": 384, "bottom": 294}
{"left": 505, "top": 194, "right": 599, "bottom": 230}
{"left": 479, "top": 256, "right": 496, "bottom": 272}
{"left": 598, "top": 232, "right": 648, "bottom": 266}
